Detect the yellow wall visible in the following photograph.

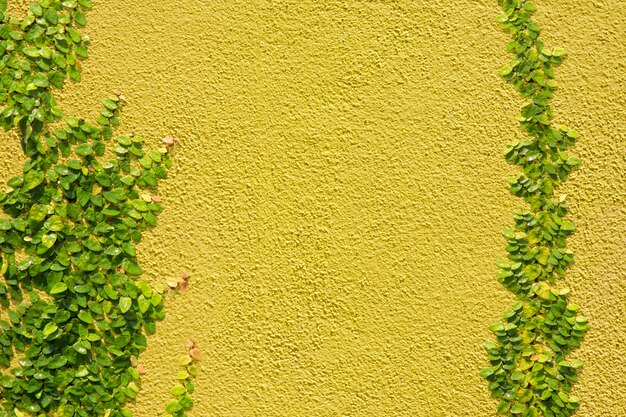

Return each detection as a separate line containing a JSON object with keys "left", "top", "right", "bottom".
{"left": 1, "top": 1, "right": 625, "bottom": 416}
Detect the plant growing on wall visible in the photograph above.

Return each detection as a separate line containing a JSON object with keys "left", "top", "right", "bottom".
{"left": 0, "top": 1, "right": 198, "bottom": 416}
{"left": 164, "top": 340, "right": 200, "bottom": 417}
{"left": 481, "top": 1, "right": 589, "bottom": 416}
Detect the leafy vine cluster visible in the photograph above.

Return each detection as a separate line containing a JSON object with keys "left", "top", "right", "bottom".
{"left": 0, "top": 1, "right": 198, "bottom": 416}
{"left": 481, "top": 1, "right": 589, "bottom": 416}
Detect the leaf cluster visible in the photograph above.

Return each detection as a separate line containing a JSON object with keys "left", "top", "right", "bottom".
{"left": 164, "top": 343, "right": 200, "bottom": 417}
{"left": 0, "top": 0, "right": 92, "bottom": 150}
{"left": 482, "top": 2, "right": 589, "bottom": 416}
{"left": 0, "top": 2, "right": 186, "bottom": 417}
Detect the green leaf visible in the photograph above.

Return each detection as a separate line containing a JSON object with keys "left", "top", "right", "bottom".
{"left": 8, "top": 310, "right": 20, "bottom": 323}
{"left": 41, "top": 233, "right": 57, "bottom": 249}
{"left": 73, "top": 342, "right": 88, "bottom": 355}
{"left": 34, "top": 75, "right": 49, "bottom": 87}
{"left": 533, "top": 282, "right": 552, "bottom": 300}
{"left": 73, "top": 10, "right": 87, "bottom": 26}
{"left": 165, "top": 401, "right": 182, "bottom": 413}
{"left": 78, "top": 310, "right": 93, "bottom": 324}
{"left": 131, "top": 200, "right": 149, "bottom": 212}
{"left": 102, "top": 98, "right": 119, "bottom": 110}
{"left": 511, "top": 370, "right": 525, "bottom": 381}
{"left": 67, "top": 160, "right": 83, "bottom": 170}
{"left": 103, "top": 189, "right": 126, "bottom": 203}
{"left": 30, "top": 3, "right": 43, "bottom": 15}
{"left": 489, "top": 322, "right": 505, "bottom": 332}
{"left": 43, "top": 322, "right": 58, "bottom": 337}
{"left": 123, "top": 261, "right": 142, "bottom": 276}
{"left": 75, "top": 143, "right": 93, "bottom": 156}
{"left": 119, "top": 297, "right": 132, "bottom": 313}
{"left": 50, "top": 282, "right": 68, "bottom": 295}
{"left": 75, "top": 44, "right": 89, "bottom": 58}
{"left": 0, "top": 219, "right": 12, "bottom": 231}
{"left": 170, "top": 384, "right": 186, "bottom": 396}
{"left": 523, "top": 3, "right": 537, "bottom": 12}
{"left": 17, "top": 258, "right": 32, "bottom": 271}
{"left": 30, "top": 204, "right": 49, "bottom": 222}
{"left": 566, "top": 156, "right": 581, "bottom": 166}
{"left": 24, "top": 170, "right": 45, "bottom": 191}
{"left": 66, "top": 116, "right": 80, "bottom": 127}
{"left": 84, "top": 236, "right": 103, "bottom": 252}
{"left": 497, "top": 401, "right": 510, "bottom": 414}
{"left": 74, "top": 284, "right": 93, "bottom": 294}
{"left": 479, "top": 367, "right": 496, "bottom": 378}
{"left": 45, "top": 215, "right": 65, "bottom": 231}
{"left": 138, "top": 296, "right": 151, "bottom": 314}
{"left": 499, "top": 64, "right": 513, "bottom": 77}
{"left": 23, "top": 46, "right": 40, "bottom": 57}
{"left": 44, "top": 9, "right": 58, "bottom": 25}
{"left": 53, "top": 310, "right": 71, "bottom": 323}
{"left": 7, "top": 176, "right": 23, "bottom": 188}
{"left": 535, "top": 247, "right": 549, "bottom": 265}
{"left": 47, "top": 356, "right": 68, "bottom": 369}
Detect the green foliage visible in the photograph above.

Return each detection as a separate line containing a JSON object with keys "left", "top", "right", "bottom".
{"left": 0, "top": 1, "right": 195, "bottom": 416}
{"left": 482, "top": 1, "right": 589, "bottom": 416}
{"left": 164, "top": 342, "right": 200, "bottom": 417}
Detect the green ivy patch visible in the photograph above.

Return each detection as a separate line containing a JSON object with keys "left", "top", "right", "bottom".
{"left": 482, "top": 2, "right": 589, "bottom": 416}
{"left": 0, "top": 1, "right": 197, "bottom": 416}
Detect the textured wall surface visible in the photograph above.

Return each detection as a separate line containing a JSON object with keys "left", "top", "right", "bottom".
{"left": 1, "top": 1, "right": 625, "bottom": 416}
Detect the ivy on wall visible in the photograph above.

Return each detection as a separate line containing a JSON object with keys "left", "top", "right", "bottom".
{"left": 481, "top": 1, "right": 589, "bottom": 416}
{"left": 0, "top": 1, "right": 198, "bottom": 416}
{"left": 164, "top": 340, "right": 200, "bottom": 417}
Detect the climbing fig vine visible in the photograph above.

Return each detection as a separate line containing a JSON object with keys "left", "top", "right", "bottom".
{"left": 481, "top": 1, "right": 589, "bottom": 416}
{"left": 164, "top": 341, "right": 200, "bottom": 417}
{"left": 0, "top": 1, "right": 198, "bottom": 416}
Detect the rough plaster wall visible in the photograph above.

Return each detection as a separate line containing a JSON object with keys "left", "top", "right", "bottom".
{"left": 0, "top": 0, "right": 624, "bottom": 416}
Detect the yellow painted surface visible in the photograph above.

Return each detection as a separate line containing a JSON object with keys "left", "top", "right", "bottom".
{"left": 1, "top": 1, "right": 625, "bottom": 416}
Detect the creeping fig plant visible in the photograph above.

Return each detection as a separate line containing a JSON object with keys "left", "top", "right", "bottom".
{"left": 0, "top": 1, "right": 198, "bottom": 416}
{"left": 482, "top": 2, "right": 589, "bottom": 416}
